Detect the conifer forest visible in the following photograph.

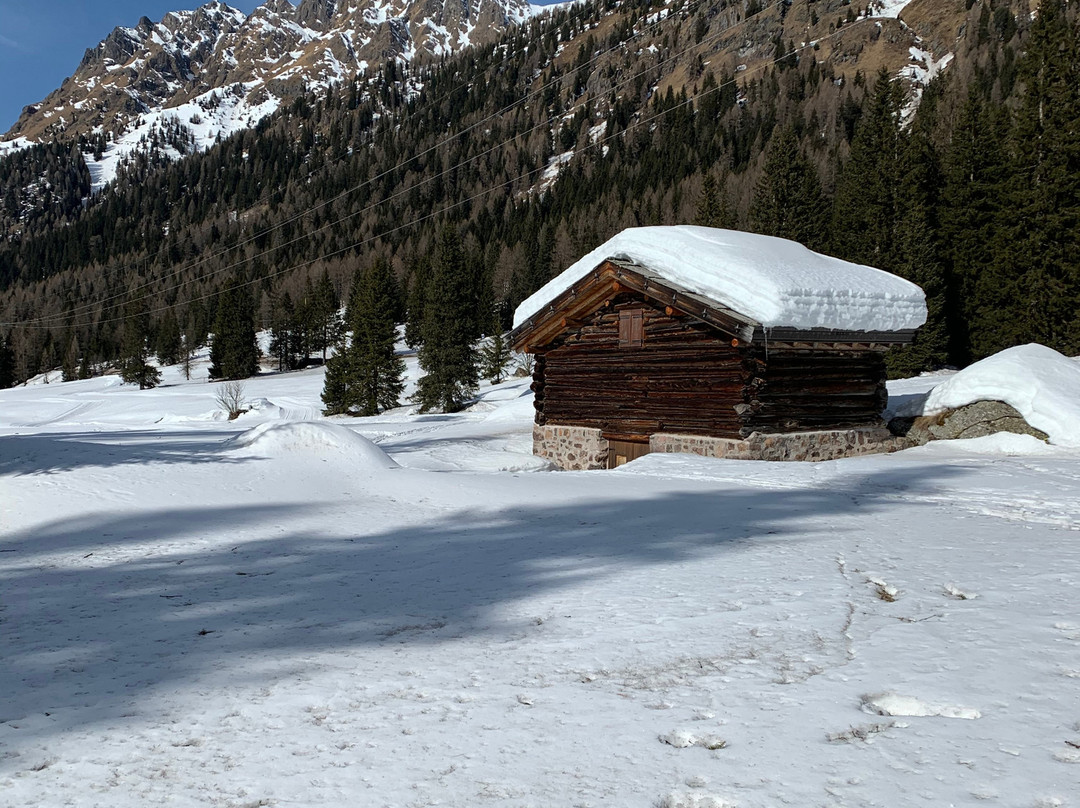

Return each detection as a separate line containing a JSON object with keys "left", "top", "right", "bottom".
{"left": 1, "top": 0, "right": 1078, "bottom": 398}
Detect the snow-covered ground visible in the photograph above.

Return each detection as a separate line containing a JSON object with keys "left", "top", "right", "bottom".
{"left": 2, "top": 352, "right": 1079, "bottom": 807}
{"left": 867, "top": 0, "right": 914, "bottom": 19}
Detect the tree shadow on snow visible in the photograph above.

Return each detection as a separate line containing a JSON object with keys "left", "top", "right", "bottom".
{"left": 0, "top": 429, "right": 251, "bottom": 476}
{"left": 0, "top": 462, "right": 969, "bottom": 745}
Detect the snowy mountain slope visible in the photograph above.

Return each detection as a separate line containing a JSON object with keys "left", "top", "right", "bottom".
{"left": 1, "top": 355, "right": 1079, "bottom": 806}
{"left": 2, "top": 0, "right": 542, "bottom": 187}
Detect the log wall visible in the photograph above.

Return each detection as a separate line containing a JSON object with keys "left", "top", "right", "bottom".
{"left": 532, "top": 295, "right": 888, "bottom": 440}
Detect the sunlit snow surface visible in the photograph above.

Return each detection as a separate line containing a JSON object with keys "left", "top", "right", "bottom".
{"left": 2, "top": 350, "right": 1079, "bottom": 806}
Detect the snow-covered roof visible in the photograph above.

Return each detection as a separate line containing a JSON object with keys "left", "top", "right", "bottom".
{"left": 512, "top": 226, "right": 928, "bottom": 333}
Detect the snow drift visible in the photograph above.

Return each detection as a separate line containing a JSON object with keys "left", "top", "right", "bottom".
{"left": 227, "top": 421, "right": 400, "bottom": 468}
{"left": 921, "top": 344, "right": 1080, "bottom": 448}
{"left": 513, "top": 226, "right": 927, "bottom": 332}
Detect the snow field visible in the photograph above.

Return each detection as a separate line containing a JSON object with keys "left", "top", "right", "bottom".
{"left": 2, "top": 351, "right": 1080, "bottom": 806}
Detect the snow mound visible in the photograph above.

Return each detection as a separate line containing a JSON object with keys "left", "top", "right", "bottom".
{"left": 237, "top": 397, "right": 284, "bottom": 420}
{"left": 921, "top": 344, "right": 1080, "bottom": 448}
{"left": 227, "top": 421, "right": 399, "bottom": 468}
{"left": 514, "top": 226, "right": 927, "bottom": 332}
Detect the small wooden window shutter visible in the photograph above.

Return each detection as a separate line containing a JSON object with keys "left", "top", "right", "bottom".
{"left": 619, "top": 309, "right": 644, "bottom": 347}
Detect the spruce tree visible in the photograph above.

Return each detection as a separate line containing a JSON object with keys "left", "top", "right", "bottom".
{"left": 404, "top": 255, "right": 432, "bottom": 349}
{"left": 749, "top": 127, "right": 826, "bottom": 249}
{"left": 268, "top": 290, "right": 302, "bottom": 372}
{"left": 0, "top": 331, "right": 16, "bottom": 389}
{"left": 119, "top": 294, "right": 161, "bottom": 389}
{"left": 154, "top": 310, "right": 182, "bottom": 366}
{"left": 351, "top": 257, "right": 405, "bottom": 414}
{"left": 1003, "top": 0, "right": 1080, "bottom": 353}
{"left": 694, "top": 172, "right": 736, "bottom": 229}
{"left": 887, "top": 100, "right": 949, "bottom": 376}
{"left": 311, "top": 269, "right": 343, "bottom": 363}
{"left": 62, "top": 335, "right": 79, "bottom": 382}
{"left": 322, "top": 258, "right": 405, "bottom": 416}
{"left": 209, "top": 279, "right": 258, "bottom": 381}
{"left": 180, "top": 315, "right": 198, "bottom": 381}
{"left": 415, "top": 225, "right": 479, "bottom": 413}
{"left": 940, "top": 90, "right": 1009, "bottom": 363}
{"left": 830, "top": 70, "right": 904, "bottom": 268}
{"left": 321, "top": 348, "right": 361, "bottom": 416}
{"left": 480, "top": 329, "right": 513, "bottom": 385}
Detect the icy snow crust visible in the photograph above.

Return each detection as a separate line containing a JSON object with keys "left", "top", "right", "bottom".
{"left": 3, "top": 344, "right": 1080, "bottom": 807}
{"left": 513, "top": 226, "right": 928, "bottom": 332}
{"left": 920, "top": 343, "right": 1080, "bottom": 447}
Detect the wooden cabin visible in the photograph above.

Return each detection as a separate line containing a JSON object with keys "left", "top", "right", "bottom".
{"left": 509, "top": 227, "right": 926, "bottom": 469}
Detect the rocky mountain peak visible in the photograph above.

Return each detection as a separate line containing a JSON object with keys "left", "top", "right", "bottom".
{"left": 296, "top": 0, "right": 338, "bottom": 29}
{"left": 5, "top": 0, "right": 539, "bottom": 175}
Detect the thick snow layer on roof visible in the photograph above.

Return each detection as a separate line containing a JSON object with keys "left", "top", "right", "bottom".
{"left": 921, "top": 344, "right": 1080, "bottom": 447}
{"left": 513, "top": 226, "right": 927, "bottom": 332}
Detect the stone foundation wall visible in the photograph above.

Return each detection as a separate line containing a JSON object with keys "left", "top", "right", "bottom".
{"left": 649, "top": 427, "right": 900, "bottom": 462}
{"left": 533, "top": 424, "right": 610, "bottom": 470}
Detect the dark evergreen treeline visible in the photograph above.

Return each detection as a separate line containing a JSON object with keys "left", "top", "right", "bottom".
{"left": 0, "top": 0, "right": 1077, "bottom": 388}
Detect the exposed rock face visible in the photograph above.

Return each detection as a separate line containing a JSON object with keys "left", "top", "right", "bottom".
{"left": 4, "top": 0, "right": 536, "bottom": 145}
{"left": 890, "top": 401, "right": 1050, "bottom": 445}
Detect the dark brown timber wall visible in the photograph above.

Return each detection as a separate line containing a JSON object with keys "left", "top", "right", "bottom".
{"left": 531, "top": 295, "right": 888, "bottom": 440}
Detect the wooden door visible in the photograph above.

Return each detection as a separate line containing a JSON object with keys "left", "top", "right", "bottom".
{"left": 606, "top": 439, "right": 650, "bottom": 468}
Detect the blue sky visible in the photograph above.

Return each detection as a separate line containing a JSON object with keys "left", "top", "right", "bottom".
{"left": 0, "top": 1, "right": 261, "bottom": 134}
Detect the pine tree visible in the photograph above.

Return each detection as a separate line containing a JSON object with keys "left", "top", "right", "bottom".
{"left": 119, "top": 294, "right": 161, "bottom": 389}
{"left": 351, "top": 257, "right": 405, "bottom": 414}
{"left": 155, "top": 310, "right": 182, "bottom": 366}
{"left": 311, "top": 269, "right": 343, "bottom": 363}
{"left": 294, "top": 276, "right": 317, "bottom": 365}
{"left": 749, "top": 127, "right": 826, "bottom": 249}
{"left": 321, "top": 348, "right": 361, "bottom": 416}
{"left": 62, "top": 334, "right": 79, "bottom": 382}
{"left": 415, "top": 225, "right": 479, "bottom": 413}
{"left": 480, "top": 329, "right": 513, "bottom": 384}
{"left": 404, "top": 254, "right": 432, "bottom": 349}
{"left": 1003, "top": 0, "right": 1080, "bottom": 353}
{"left": 268, "top": 290, "right": 302, "bottom": 372}
{"left": 322, "top": 258, "right": 405, "bottom": 416}
{"left": 180, "top": 315, "right": 198, "bottom": 381}
{"left": 209, "top": 279, "right": 258, "bottom": 381}
{"left": 0, "top": 331, "right": 15, "bottom": 389}
{"left": 940, "top": 89, "right": 1009, "bottom": 363}
{"left": 694, "top": 172, "right": 736, "bottom": 229}
{"left": 886, "top": 101, "right": 949, "bottom": 376}
{"left": 830, "top": 70, "right": 904, "bottom": 268}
